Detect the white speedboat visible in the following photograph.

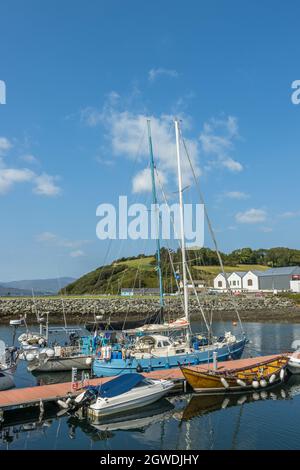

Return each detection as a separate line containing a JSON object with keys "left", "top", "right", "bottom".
{"left": 87, "top": 374, "right": 174, "bottom": 417}
{"left": 288, "top": 352, "right": 300, "bottom": 374}
{"left": 59, "top": 373, "right": 174, "bottom": 418}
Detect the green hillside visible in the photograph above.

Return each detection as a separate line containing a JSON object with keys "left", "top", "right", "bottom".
{"left": 61, "top": 246, "right": 300, "bottom": 295}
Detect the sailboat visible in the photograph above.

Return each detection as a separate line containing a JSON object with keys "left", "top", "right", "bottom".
{"left": 92, "top": 119, "right": 247, "bottom": 377}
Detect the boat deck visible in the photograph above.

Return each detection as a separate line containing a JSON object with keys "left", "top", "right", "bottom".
{"left": 0, "top": 354, "right": 283, "bottom": 410}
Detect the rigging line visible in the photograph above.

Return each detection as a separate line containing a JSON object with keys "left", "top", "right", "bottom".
{"left": 155, "top": 167, "right": 209, "bottom": 331}
{"left": 104, "top": 175, "right": 152, "bottom": 295}
{"left": 121, "top": 233, "right": 153, "bottom": 330}
{"left": 154, "top": 169, "right": 185, "bottom": 313}
{"left": 180, "top": 133, "right": 245, "bottom": 335}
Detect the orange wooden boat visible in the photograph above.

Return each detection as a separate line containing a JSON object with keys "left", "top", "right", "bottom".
{"left": 180, "top": 355, "right": 289, "bottom": 394}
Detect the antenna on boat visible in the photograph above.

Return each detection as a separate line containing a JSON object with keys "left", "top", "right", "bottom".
{"left": 147, "top": 119, "right": 164, "bottom": 321}
{"left": 174, "top": 119, "right": 190, "bottom": 344}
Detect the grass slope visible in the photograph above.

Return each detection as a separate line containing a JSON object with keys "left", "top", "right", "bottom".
{"left": 62, "top": 255, "right": 269, "bottom": 295}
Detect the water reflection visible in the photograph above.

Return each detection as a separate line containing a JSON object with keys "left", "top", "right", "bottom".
{"left": 2, "top": 322, "right": 300, "bottom": 449}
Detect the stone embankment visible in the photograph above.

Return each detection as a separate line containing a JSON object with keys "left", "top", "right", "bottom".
{"left": 0, "top": 294, "right": 299, "bottom": 324}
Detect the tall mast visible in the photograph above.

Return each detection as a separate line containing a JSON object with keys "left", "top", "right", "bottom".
{"left": 174, "top": 119, "right": 190, "bottom": 342}
{"left": 147, "top": 119, "right": 164, "bottom": 318}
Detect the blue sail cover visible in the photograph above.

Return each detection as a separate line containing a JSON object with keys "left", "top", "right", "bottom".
{"left": 86, "top": 373, "right": 144, "bottom": 398}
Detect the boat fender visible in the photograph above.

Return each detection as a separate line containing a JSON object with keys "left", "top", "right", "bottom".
{"left": 221, "top": 398, "right": 230, "bottom": 409}
{"left": 280, "top": 368, "right": 285, "bottom": 381}
{"left": 57, "top": 399, "right": 69, "bottom": 409}
{"left": 85, "top": 357, "right": 92, "bottom": 366}
{"left": 26, "top": 353, "right": 35, "bottom": 362}
{"left": 269, "top": 374, "right": 276, "bottom": 384}
{"left": 260, "top": 379, "right": 267, "bottom": 388}
{"left": 252, "top": 392, "right": 260, "bottom": 401}
{"left": 46, "top": 348, "right": 55, "bottom": 358}
{"left": 221, "top": 377, "right": 229, "bottom": 388}
{"left": 236, "top": 379, "right": 247, "bottom": 387}
{"left": 136, "top": 364, "right": 143, "bottom": 373}
{"left": 252, "top": 380, "right": 259, "bottom": 389}
{"left": 103, "top": 346, "right": 112, "bottom": 361}
{"left": 280, "top": 389, "right": 287, "bottom": 399}
{"left": 260, "top": 391, "right": 268, "bottom": 400}
{"left": 237, "top": 395, "right": 247, "bottom": 405}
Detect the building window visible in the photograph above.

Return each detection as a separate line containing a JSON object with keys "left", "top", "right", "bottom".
{"left": 248, "top": 279, "right": 253, "bottom": 286}
{"left": 233, "top": 280, "right": 236, "bottom": 286}
{"left": 218, "top": 281, "right": 222, "bottom": 287}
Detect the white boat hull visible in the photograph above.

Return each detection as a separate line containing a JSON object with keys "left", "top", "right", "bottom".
{"left": 88, "top": 380, "right": 174, "bottom": 417}
{"left": 27, "top": 355, "right": 92, "bottom": 372}
{"left": 288, "top": 356, "right": 300, "bottom": 374}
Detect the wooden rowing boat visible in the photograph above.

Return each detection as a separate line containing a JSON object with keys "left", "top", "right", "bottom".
{"left": 180, "top": 355, "right": 289, "bottom": 394}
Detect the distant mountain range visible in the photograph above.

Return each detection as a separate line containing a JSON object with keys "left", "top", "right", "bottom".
{"left": 0, "top": 277, "right": 76, "bottom": 296}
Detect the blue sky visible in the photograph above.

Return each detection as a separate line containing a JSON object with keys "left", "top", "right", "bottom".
{"left": 0, "top": 0, "right": 300, "bottom": 281}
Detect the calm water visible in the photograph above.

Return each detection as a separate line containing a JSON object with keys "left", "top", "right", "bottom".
{"left": 1, "top": 321, "right": 300, "bottom": 450}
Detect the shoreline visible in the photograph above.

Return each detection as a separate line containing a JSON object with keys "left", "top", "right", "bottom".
{"left": 0, "top": 295, "right": 299, "bottom": 325}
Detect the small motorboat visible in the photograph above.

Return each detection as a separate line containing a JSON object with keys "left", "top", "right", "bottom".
{"left": 288, "top": 352, "right": 300, "bottom": 374}
{"left": 0, "top": 340, "right": 18, "bottom": 391}
{"left": 57, "top": 373, "right": 174, "bottom": 417}
{"left": 180, "top": 355, "right": 289, "bottom": 394}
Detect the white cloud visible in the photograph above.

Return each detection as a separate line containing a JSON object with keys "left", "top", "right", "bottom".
{"left": 0, "top": 137, "right": 61, "bottom": 197}
{"left": 224, "top": 191, "right": 249, "bottom": 200}
{"left": 132, "top": 167, "right": 167, "bottom": 193}
{"left": 36, "top": 231, "right": 58, "bottom": 242}
{"left": 235, "top": 208, "right": 267, "bottom": 224}
{"left": 82, "top": 102, "right": 200, "bottom": 191}
{"left": 70, "top": 250, "right": 85, "bottom": 258}
{"left": 0, "top": 137, "right": 12, "bottom": 156}
{"left": 33, "top": 173, "right": 61, "bottom": 197}
{"left": 148, "top": 68, "right": 179, "bottom": 82}
{"left": 20, "top": 154, "right": 39, "bottom": 165}
{"left": 36, "top": 232, "right": 90, "bottom": 252}
{"left": 199, "top": 116, "right": 243, "bottom": 172}
{"left": 0, "top": 168, "right": 35, "bottom": 194}
{"left": 222, "top": 158, "right": 243, "bottom": 172}
{"left": 279, "top": 211, "right": 300, "bottom": 219}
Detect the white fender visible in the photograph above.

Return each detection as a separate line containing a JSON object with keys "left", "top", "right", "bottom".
{"left": 26, "top": 353, "right": 35, "bottom": 362}
{"left": 74, "top": 392, "right": 86, "bottom": 404}
{"left": 221, "top": 398, "right": 230, "bottom": 409}
{"left": 260, "top": 379, "right": 267, "bottom": 388}
{"left": 46, "top": 348, "right": 55, "bottom": 358}
{"left": 260, "top": 391, "right": 268, "bottom": 399}
{"left": 280, "top": 368, "right": 285, "bottom": 381}
{"left": 280, "top": 389, "right": 287, "bottom": 399}
{"left": 85, "top": 357, "right": 92, "bottom": 366}
{"left": 237, "top": 395, "right": 247, "bottom": 405}
{"left": 236, "top": 379, "right": 247, "bottom": 387}
{"left": 252, "top": 392, "right": 260, "bottom": 400}
{"left": 252, "top": 380, "right": 259, "bottom": 389}
{"left": 269, "top": 374, "right": 276, "bottom": 384}
{"left": 221, "top": 377, "right": 229, "bottom": 388}
{"left": 57, "top": 399, "right": 69, "bottom": 409}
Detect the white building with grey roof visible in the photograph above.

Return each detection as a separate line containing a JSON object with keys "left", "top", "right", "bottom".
{"left": 213, "top": 266, "right": 300, "bottom": 292}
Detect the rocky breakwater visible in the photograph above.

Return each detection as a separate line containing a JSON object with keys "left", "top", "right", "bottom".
{"left": 0, "top": 294, "right": 299, "bottom": 324}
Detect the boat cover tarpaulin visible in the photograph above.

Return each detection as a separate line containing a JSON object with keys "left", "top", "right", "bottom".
{"left": 86, "top": 373, "right": 144, "bottom": 398}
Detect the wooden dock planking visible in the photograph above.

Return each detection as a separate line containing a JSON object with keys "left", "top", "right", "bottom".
{"left": 0, "top": 354, "right": 283, "bottom": 409}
